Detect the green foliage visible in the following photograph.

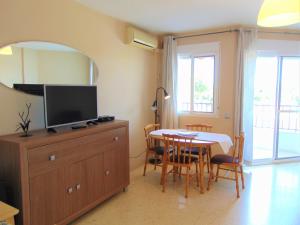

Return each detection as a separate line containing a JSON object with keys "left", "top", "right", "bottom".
{"left": 194, "top": 80, "right": 212, "bottom": 103}
{"left": 295, "top": 96, "right": 300, "bottom": 105}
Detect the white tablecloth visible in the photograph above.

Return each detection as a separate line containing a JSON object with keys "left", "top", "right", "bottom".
{"left": 150, "top": 129, "right": 233, "bottom": 154}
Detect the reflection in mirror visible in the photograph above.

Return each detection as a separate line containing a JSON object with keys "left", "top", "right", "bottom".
{"left": 0, "top": 41, "right": 97, "bottom": 91}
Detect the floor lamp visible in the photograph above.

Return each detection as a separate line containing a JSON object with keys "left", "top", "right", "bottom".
{"left": 151, "top": 87, "right": 170, "bottom": 124}
{"left": 148, "top": 87, "right": 170, "bottom": 164}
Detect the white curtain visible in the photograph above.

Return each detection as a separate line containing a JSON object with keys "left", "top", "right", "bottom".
{"left": 234, "top": 28, "right": 257, "bottom": 162}
{"left": 161, "top": 36, "right": 179, "bottom": 129}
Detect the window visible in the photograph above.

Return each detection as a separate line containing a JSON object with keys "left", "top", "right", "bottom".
{"left": 177, "top": 43, "right": 219, "bottom": 114}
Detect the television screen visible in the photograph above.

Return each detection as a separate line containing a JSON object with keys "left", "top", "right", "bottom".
{"left": 44, "top": 85, "right": 98, "bottom": 128}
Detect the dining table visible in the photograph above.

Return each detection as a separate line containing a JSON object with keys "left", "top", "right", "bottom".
{"left": 149, "top": 129, "right": 233, "bottom": 193}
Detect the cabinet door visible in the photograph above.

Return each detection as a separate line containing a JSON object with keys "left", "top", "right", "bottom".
{"left": 29, "top": 168, "right": 66, "bottom": 225}
{"left": 82, "top": 153, "right": 104, "bottom": 204}
{"left": 65, "top": 153, "right": 104, "bottom": 216}
{"left": 103, "top": 140, "right": 129, "bottom": 195}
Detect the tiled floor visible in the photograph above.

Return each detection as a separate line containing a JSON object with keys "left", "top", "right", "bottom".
{"left": 72, "top": 163, "right": 300, "bottom": 225}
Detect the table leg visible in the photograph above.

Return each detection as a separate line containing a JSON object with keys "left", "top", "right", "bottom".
{"left": 208, "top": 146, "right": 214, "bottom": 179}
{"left": 199, "top": 151, "right": 204, "bottom": 194}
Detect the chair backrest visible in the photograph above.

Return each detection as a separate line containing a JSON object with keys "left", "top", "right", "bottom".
{"left": 185, "top": 124, "right": 212, "bottom": 132}
{"left": 232, "top": 132, "right": 245, "bottom": 163}
{"left": 144, "top": 124, "right": 160, "bottom": 150}
{"left": 162, "top": 134, "right": 194, "bottom": 165}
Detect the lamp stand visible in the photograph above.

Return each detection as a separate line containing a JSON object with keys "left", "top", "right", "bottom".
{"left": 153, "top": 87, "right": 169, "bottom": 124}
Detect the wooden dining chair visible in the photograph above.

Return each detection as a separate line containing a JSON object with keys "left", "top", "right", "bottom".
{"left": 143, "top": 124, "right": 164, "bottom": 176}
{"left": 161, "top": 134, "right": 199, "bottom": 198}
{"left": 185, "top": 124, "right": 213, "bottom": 132}
{"left": 207, "top": 132, "right": 245, "bottom": 198}
{"left": 185, "top": 124, "right": 213, "bottom": 173}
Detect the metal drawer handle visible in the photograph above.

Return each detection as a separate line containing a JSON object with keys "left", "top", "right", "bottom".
{"left": 75, "top": 184, "right": 81, "bottom": 191}
{"left": 67, "top": 187, "right": 73, "bottom": 194}
{"left": 113, "top": 136, "right": 119, "bottom": 141}
{"left": 105, "top": 170, "right": 110, "bottom": 176}
{"left": 49, "top": 155, "right": 56, "bottom": 161}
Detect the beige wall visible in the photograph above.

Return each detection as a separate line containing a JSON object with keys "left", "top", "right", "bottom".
{"left": 0, "top": 0, "right": 158, "bottom": 169}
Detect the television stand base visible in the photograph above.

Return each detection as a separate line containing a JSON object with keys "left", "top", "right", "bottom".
{"left": 72, "top": 125, "right": 87, "bottom": 130}
{"left": 47, "top": 128, "right": 57, "bottom": 133}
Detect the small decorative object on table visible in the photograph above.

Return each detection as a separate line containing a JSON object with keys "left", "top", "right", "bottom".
{"left": 16, "top": 103, "right": 32, "bottom": 137}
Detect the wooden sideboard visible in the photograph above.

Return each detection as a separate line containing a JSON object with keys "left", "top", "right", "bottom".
{"left": 0, "top": 120, "right": 129, "bottom": 225}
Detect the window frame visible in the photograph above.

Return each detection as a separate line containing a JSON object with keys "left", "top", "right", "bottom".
{"left": 177, "top": 42, "right": 220, "bottom": 117}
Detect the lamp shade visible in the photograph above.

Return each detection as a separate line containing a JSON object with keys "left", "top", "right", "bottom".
{"left": 0, "top": 46, "right": 12, "bottom": 55}
{"left": 163, "top": 90, "right": 170, "bottom": 99}
{"left": 151, "top": 100, "right": 158, "bottom": 111}
{"left": 257, "top": 0, "right": 300, "bottom": 27}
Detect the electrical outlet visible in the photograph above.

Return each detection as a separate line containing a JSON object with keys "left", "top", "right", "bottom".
{"left": 224, "top": 112, "right": 230, "bottom": 119}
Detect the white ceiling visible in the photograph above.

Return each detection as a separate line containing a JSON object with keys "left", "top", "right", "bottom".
{"left": 76, "top": 0, "right": 300, "bottom": 34}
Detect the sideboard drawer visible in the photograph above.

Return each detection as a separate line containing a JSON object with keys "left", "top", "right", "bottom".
{"left": 28, "top": 138, "right": 82, "bottom": 177}
{"left": 28, "top": 127, "right": 126, "bottom": 177}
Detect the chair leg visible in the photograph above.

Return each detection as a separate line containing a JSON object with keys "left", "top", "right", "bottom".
{"left": 143, "top": 151, "right": 150, "bottom": 176}
{"left": 208, "top": 146, "right": 212, "bottom": 173}
{"left": 173, "top": 166, "right": 177, "bottom": 182}
{"left": 234, "top": 166, "right": 240, "bottom": 198}
{"left": 154, "top": 153, "right": 157, "bottom": 170}
{"left": 195, "top": 162, "right": 199, "bottom": 187}
{"left": 179, "top": 166, "right": 182, "bottom": 179}
{"left": 162, "top": 164, "right": 168, "bottom": 192}
{"left": 199, "top": 154, "right": 205, "bottom": 193}
{"left": 215, "top": 165, "right": 220, "bottom": 182}
{"left": 206, "top": 153, "right": 210, "bottom": 173}
{"left": 207, "top": 163, "right": 214, "bottom": 191}
{"left": 185, "top": 167, "right": 190, "bottom": 198}
{"left": 240, "top": 165, "right": 245, "bottom": 189}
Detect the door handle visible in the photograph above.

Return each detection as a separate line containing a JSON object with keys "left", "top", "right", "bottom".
{"left": 113, "top": 136, "right": 119, "bottom": 141}
{"left": 75, "top": 184, "right": 81, "bottom": 191}
{"left": 67, "top": 187, "right": 73, "bottom": 194}
{"left": 105, "top": 170, "right": 110, "bottom": 176}
{"left": 49, "top": 155, "right": 56, "bottom": 161}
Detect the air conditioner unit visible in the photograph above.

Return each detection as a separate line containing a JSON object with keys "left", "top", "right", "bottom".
{"left": 126, "top": 27, "right": 158, "bottom": 50}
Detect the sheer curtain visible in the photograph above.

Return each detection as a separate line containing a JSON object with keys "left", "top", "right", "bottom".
{"left": 161, "top": 36, "right": 179, "bottom": 129}
{"left": 234, "top": 28, "right": 257, "bottom": 162}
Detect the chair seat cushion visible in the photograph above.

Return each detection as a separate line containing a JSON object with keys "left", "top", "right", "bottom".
{"left": 183, "top": 147, "right": 207, "bottom": 156}
{"left": 210, "top": 154, "right": 239, "bottom": 164}
{"left": 150, "top": 146, "right": 164, "bottom": 155}
{"left": 170, "top": 155, "right": 198, "bottom": 164}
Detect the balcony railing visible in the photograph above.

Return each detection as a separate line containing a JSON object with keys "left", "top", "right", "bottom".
{"left": 179, "top": 103, "right": 300, "bottom": 131}
{"left": 180, "top": 102, "right": 213, "bottom": 112}
{"left": 254, "top": 104, "right": 300, "bottom": 131}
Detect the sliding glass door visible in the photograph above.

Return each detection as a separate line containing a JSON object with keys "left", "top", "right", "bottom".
{"left": 253, "top": 56, "right": 278, "bottom": 160}
{"left": 253, "top": 56, "right": 300, "bottom": 161}
{"left": 277, "top": 57, "right": 300, "bottom": 158}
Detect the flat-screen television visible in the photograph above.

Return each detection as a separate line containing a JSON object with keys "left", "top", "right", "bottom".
{"left": 44, "top": 85, "right": 98, "bottom": 128}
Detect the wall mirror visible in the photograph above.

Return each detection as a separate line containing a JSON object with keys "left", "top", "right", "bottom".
{"left": 0, "top": 41, "right": 98, "bottom": 94}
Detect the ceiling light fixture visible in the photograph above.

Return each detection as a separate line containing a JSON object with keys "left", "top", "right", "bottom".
{"left": 257, "top": 0, "right": 300, "bottom": 27}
